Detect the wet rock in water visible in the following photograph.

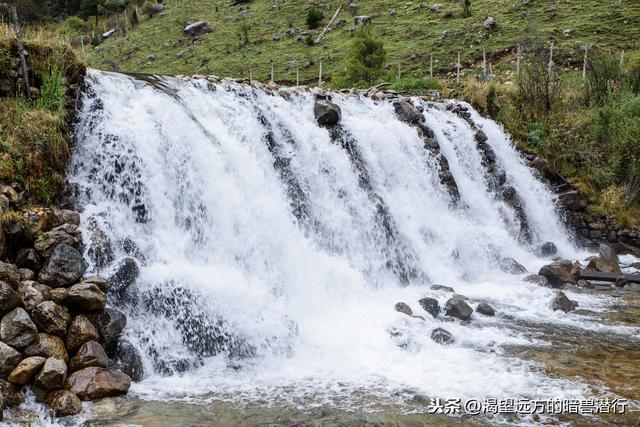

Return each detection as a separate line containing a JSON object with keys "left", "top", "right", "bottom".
{"left": 0, "top": 378, "right": 25, "bottom": 408}
{"left": 35, "top": 357, "right": 67, "bottom": 391}
{"left": 394, "top": 302, "right": 413, "bottom": 316}
{"left": 393, "top": 99, "right": 422, "bottom": 123}
{"left": 535, "top": 242, "right": 557, "bottom": 257}
{"left": 24, "top": 333, "right": 69, "bottom": 363}
{"left": 476, "top": 303, "right": 495, "bottom": 316}
{"left": 523, "top": 274, "right": 550, "bottom": 287}
{"left": 0, "top": 261, "right": 20, "bottom": 289}
{"left": 0, "top": 341, "right": 22, "bottom": 379}
{"left": 585, "top": 257, "right": 621, "bottom": 273}
{"left": 8, "top": 356, "right": 46, "bottom": 385}
{"left": 0, "top": 281, "right": 21, "bottom": 316}
{"left": 120, "top": 237, "right": 146, "bottom": 264}
{"left": 108, "top": 258, "right": 139, "bottom": 300}
{"left": 551, "top": 291, "right": 578, "bottom": 313}
{"left": 70, "top": 341, "right": 109, "bottom": 371}
{"left": 500, "top": 257, "right": 528, "bottom": 274}
{"left": 33, "top": 301, "right": 71, "bottom": 336}
{"left": 314, "top": 98, "right": 342, "bottom": 126}
{"left": 34, "top": 230, "right": 80, "bottom": 258}
{"left": 474, "top": 130, "right": 488, "bottom": 143}
{"left": 1, "top": 307, "right": 39, "bottom": 349}
{"left": 431, "top": 327, "right": 454, "bottom": 345}
{"left": 82, "top": 276, "right": 110, "bottom": 293}
{"left": 624, "top": 283, "right": 640, "bottom": 293}
{"left": 18, "top": 281, "right": 51, "bottom": 311}
{"left": 431, "top": 284, "right": 455, "bottom": 293}
{"left": 45, "top": 389, "right": 82, "bottom": 417}
{"left": 66, "top": 315, "right": 100, "bottom": 352}
{"left": 576, "top": 279, "right": 594, "bottom": 289}
{"left": 444, "top": 296, "right": 473, "bottom": 320}
{"left": 87, "top": 223, "right": 114, "bottom": 269}
{"left": 38, "top": 244, "right": 86, "bottom": 287}
{"left": 66, "top": 367, "right": 131, "bottom": 400}
{"left": 615, "top": 276, "right": 629, "bottom": 288}
{"left": 109, "top": 339, "right": 144, "bottom": 382}
{"left": 598, "top": 243, "right": 619, "bottom": 263}
{"left": 15, "top": 249, "right": 42, "bottom": 271}
{"left": 65, "top": 283, "right": 107, "bottom": 312}
{"left": 184, "top": 21, "right": 210, "bottom": 37}
{"left": 538, "top": 260, "right": 575, "bottom": 288}
{"left": 418, "top": 297, "right": 440, "bottom": 318}
{"left": 86, "top": 308, "right": 127, "bottom": 350}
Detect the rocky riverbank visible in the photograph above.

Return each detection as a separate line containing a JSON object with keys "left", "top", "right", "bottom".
{"left": 0, "top": 199, "right": 135, "bottom": 420}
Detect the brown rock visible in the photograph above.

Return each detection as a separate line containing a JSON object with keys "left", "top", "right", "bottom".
{"left": 66, "top": 367, "right": 131, "bottom": 400}
{"left": 66, "top": 315, "right": 99, "bottom": 352}
{"left": 18, "top": 280, "right": 51, "bottom": 311}
{"left": 70, "top": 341, "right": 108, "bottom": 371}
{"left": 0, "top": 341, "right": 22, "bottom": 379}
{"left": 34, "top": 230, "right": 79, "bottom": 258}
{"left": 27, "top": 208, "right": 62, "bottom": 235}
{"left": 8, "top": 356, "right": 46, "bottom": 385}
{"left": 49, "top": 288, "right": 68, "bottom": 305}
{"left": 0, "top": 261, "right": 20, "bottom": 289}
{"left": 585, "top": 258, "right": 621, "bottom": 274}
{"left": 0, "top": 280, "right": 21, "bottom": 316}
{"left": 0, "top": 378, "right": 24, "bottom": 408}
{"left": 552, "top": 291, "right": 578, "bottom": 313}
{"left": 35, "top": 357, "right": 67, "bottom": 391}
{"left": 45, "top": 389, "right": 82, "bottom": 417}
{"left": 65, "top": 283, "right": 107, "bottom": 312}
{"left": 24, "top": 333, "right": 69, "bottom": 363}
{"left": 1, "top": 307, "right": 39, "bottom": 349}
{"left": 32, "top": 301, "right": 71, "bottom": 336}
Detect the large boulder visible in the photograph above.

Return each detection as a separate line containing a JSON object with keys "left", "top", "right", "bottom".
{"left": 394, "top": 302, "right": 413, "bottom": 316}
{"left": 0, "top": 281, "right": 21, "bottom": 316}
{"left": 444, "top": 296, "right": 473, "bottom": 320}
{"left": 15, "top": 249, "right": 42, "bottom": 272}
{"left": 86, "top": 221, "right": 115, "bottom": 270}
{"left": 35, "top": 357, "right": 67, "bottom": 391}
{"left": 86, "top": 308, "right": 126, "bottom": 350}
{"left": 585, "top": 257, "right": 621, "bottom": 273}
{"left": 70, "top": 341, "right": 109, "bottom": 371}
{"left": 18, "top": 280, "right": 51, "bottom": 311}
{"left": 500, "top": 257, "right": 528, "bottom": 274}
{"left": 184, "top": 21, "right": 210, "bottom": 37}
{"left": 24, "top": 333, "right": 69, "bottom": 363}
{"left": 538, "top": 260, "right": 575, "bottom": 288}
{"left": 551, "top": 291, "right": 577, "bottom": 313}
{"left": 598, "top": 243, "right": 619, "bottom": 263}
{"left": 53, "top": 209, "right": 80, "bottom": 226}
{"left": 1, "top": 307, "right": 39, "bottom": 349}
{"left": 476, "top": 303, "right": 495, "bottom": 316}
{"left": 534, "top": 242, "right": 558, "bottom": 257}
{"left": 431, "top": 327, "right": 454, "bottom": 345}
{"left": 66, "top": 367, "right": 131, "bottom": 400}
{"left": 0, "top": 342, "right": 22, "bottom": 379}
{"left": 34, "top": 230, "right": 80, "bottom": 258}
{"left": 32, "top": 301, "right": 71, "bottom": 336}
{"left": 38, "top": 244, "right": 86, "bottom": 287}
{"left": 110, "top": 340, "right": 144, "bottom": 382}
{"left": 65, "top": 283, "right": 107, "bottom": 312}
{"left": 418, "top": 297, "right": 440, "bottom": 318}
{"left": 45, "top": 389, "right": 82, "bottom": 417}
{"left": 314, "top": 99, "right": 341, "bottom": 126}
{"left": 0, "top": 261, "right": 21, "bottom": 289}
{"left": 8, "top": 356, "right": 46, "bottom": 385}
{"left": 66, "top": 315, "right": 100, "bottom": 352}
{"left": 108, "top": 258, "right": 139, "bottom": 299}
{"left": 393, "top": 100, "right": 422, "bottom": 124}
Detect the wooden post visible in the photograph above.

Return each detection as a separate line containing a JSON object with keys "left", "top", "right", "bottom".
{"left": 620, "top": 50, "right": 625, "bottom": 67}
{"left": 456, "top": 51, "right": 461, "bottom": 83}
{"left": 6, "top": 4, "right": 31, "bottom": 99}
{"left": 582, "top": 45, "right": 589, "bottom": 78}
{"left": 319, "top": 61, "right": 323, "bottom": 87}
{"left": 548, "top": 42, "right": 554, "bottom": 76}
{"left": 397, "top": 61, "right": 401, "bottom": 80}
{"left": 483, "top": 48, "right": 487, "bottom": 77}
{"left": 249, "top": 69, "right": 252, "bottom": 82}
{"left": 429, "top": 53, "right": 433, "bottom": 78}
{"left": 296, "top": 65, "right": 300, "bottom": 86}
{"left": 488, "top": 62, "right": 493, "bottom": 79}
{"left": 270, "top": 62, "right": 274, "bottom": 82}
{"left": 516, "top": 44, "right": 521, "bottom": 76}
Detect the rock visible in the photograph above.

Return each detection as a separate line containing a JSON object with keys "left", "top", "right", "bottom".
{"left": 624, "top": 283, "right": 640, "bottom": 293}
{"left": 444, "top": 296, "right": 473, "bottom": 320}
{"left": 500, "top": 257, "right": 528, "bottom": 274}
{"left": 430, "top": 284, "right": 454, "bottom": 293}
{"left": 108, "top": 258, "right": 139, "bottom": 299}
{"left": 430, "top": 3, "right": 442, "bottom": 12}
{"left": 35, "top": 357, "right": 67, "bottom": 391}
{"left": 0, "top": 378, "right": 24, "bottom": 408}
{"left": 354, "top": 15, "right": 371, "bottom": 25}
{"left": 86, "top": 308, "right": 127, "bottom": 350}
{"left": 18, "top": 280, "right": 51, "bottom": 311}
{"left": 49, "top": 288, "right": 68, "bottom": 305}
{"left": 476, "top": 303, "right": 495, "bottom": 316}
{"left": 0, "top": 185, "right": 18, "bottom": 204}
{"left": 431, "top": 327, "right": 454, "bottom": 345}
{"left": 615, "top": 276, "right": 629, "bottom": 288}
{"left": 70, "top": 341, "right": 109, "bottom": 371}
{"left": 0, "top": 281, "right": 20, "bottom": 316}
{"left": 394, "top": 302, "right": 413, "bottom": 316}
{"left": 335, "top": 18, "right": 346, "bottom": 27}
{"left": 184, "top": 21, "right": 210, "bottom": 37}
{"left": 551, "top": 291, "right": 577, "bottom": 313}
{"left": 19, "top": 268, "right": 35, "bottom": 280}
{"left": 0, "top": 342, "right": 22, "bottom": 379}
{"left": 535, "top": 242, "right": 558, "bottom": 257}
{"left": 393, "top": 100, "right": 422, "bottom": 123}
{"left": 45, "top": 390, "right": 82, "bottom": 417}
{"left": 54, "top": 209, "right": 80, "bottom": 226}
{"left": 598, "top": 243, "right": 619, "bottom": 263}
{"left": 83, "top": 276, "right": 109, "bottom": 293}
{"left": 418, "top": 297, "right": 440, "bottom": 318}
{"left": 474, "top": 130, "right": 488, "bottom": 143}
{"left": 33, "top": 301, "right": 71, "bottom": 336}
{"left": 539, "top": 261, "right": 575, "bottom": 288}
{"left": 24, "top": 333, "right": 69, "bottom": 363}
{"left": 110, "top": 340, "right": 144, "bottom": 382}
{"left": 145, "top": 2, "right": 165, "bottom": 16}
{"left": 8, "top": 356, "right": 46, "bottom": 385}
{"left": 1, "top": 307, "right": 39, "bottom": 349}
{"left": 66, "top": 367, "right": 131, "bottom": 400}
{"left": 314, "top": 99, "right": 341, "bottom": 126}
{"left": 34, "top": 230, "right": 80, "bottom": 258}
{"left": 65, "top": 283, "right": 107, "bottom": 312}
{"left": 15, "top": 249, "right": 42, "bottom": 271}
{"left": 66, "top": 315, "right": 100, "bottom": 352}
{"left": 87, "top": 222, "right": 114, "bottom": 270}
{"left": 484, "top": 16, "right": 497, "bottom": 30}
{"left": 585, "top": 258, "right": 621, "bottom": 274}
{"left": 524, "top": 274, "right": 550, "bottom": 287}
{"left": 38, "top": 244, "right": 86, "bottom": 287}
{"left": 0, "top": 261, "right": 20, "bottom": 288}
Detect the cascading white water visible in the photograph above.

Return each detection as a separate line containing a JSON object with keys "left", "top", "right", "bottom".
{"left": 67, "top": 70, "right": 631, "bottom": 411}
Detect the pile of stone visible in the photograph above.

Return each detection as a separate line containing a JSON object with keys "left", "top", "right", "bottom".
{"left": 0, "top": 206, "right": 132, "bottom": 419}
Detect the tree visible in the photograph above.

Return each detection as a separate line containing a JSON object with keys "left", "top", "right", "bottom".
{"left": 335, "top": 25, "right": 386, "bottom": 88}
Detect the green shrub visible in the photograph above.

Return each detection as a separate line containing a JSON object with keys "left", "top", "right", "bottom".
{"left": 104, "top": 0, "right": 128, "bottom": 13}
{"left": 305, "top": 9, "right": 324, "bottom": 29}
{"left": 517, "top": 37, "right": 562, "bottom": 118}
{"left": 36, "top": 64, "right": 65, "bottom": 113}
{"left": 63, "top": 16, "right": 86, "bottom": 33}
{"left": 585, "top": 51, "right": 622, "bottom": 106}
{"left": 334, "top": 25, "right": 386, "bottom": 88}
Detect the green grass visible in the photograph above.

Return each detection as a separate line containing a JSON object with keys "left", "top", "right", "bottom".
{"left": 86, "top": 0, "right": 640, "bottom": 85}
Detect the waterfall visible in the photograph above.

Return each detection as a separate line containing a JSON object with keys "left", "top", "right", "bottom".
{"left": 69, "top": 70, "right": 607, "bottom": 406}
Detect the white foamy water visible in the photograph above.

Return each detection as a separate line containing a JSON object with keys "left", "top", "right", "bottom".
{"left": 61, "top": 70, "right": 636, "bottom": 412}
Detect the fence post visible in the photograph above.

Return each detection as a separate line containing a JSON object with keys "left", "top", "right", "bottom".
{"left": 397, "top": 61, "right": 401, "bottom": 80}
{"left": 582, "top": 45, "right": 589, "bottom": 78}
{"left": 319, "top": 61, "right": 323, "bottom": 87}
{"left": 548, "top": 42, "right": 554, "bottom": 76}
{"left": 429, "top": 53, "right": 433, "bottom": 78}
{"left": 516, "top": 44, "right": 521, "bottom": 76}
{"left": 456, "top": 51, "right": 461, "bottom": 83}
{"left": 249, "top": 69, "right": 252, "bottom": 82}
{"left": 296, "top": 65, "right": 300, "bottom": 86}
{"left": 270, "top": 62, "right": 274, "bottom": 82}
{"left": 620, "top": 50, "right": 625, "bottom": 67}
{"left": 483, "top": 48, "right": 487, "bottom": 77}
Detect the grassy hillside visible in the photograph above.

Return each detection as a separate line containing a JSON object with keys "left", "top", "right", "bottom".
{"left": 87, "top": 0, "right": 640, "bottom": 83}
